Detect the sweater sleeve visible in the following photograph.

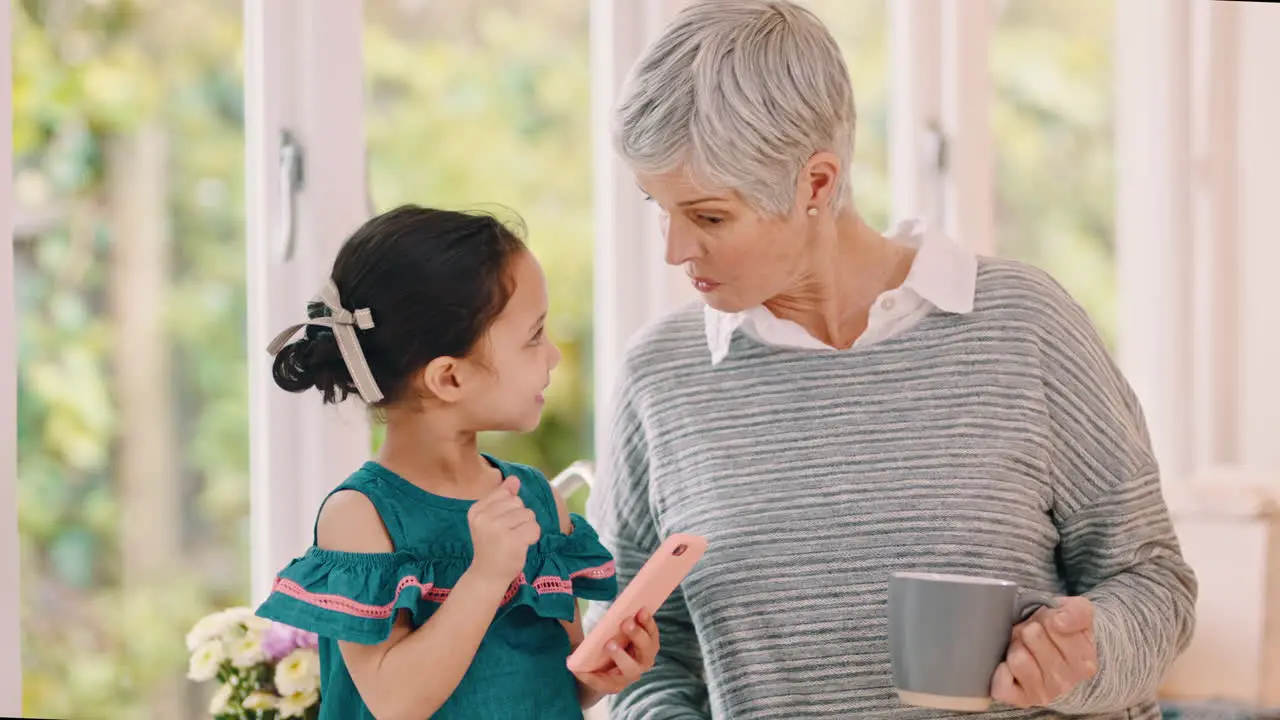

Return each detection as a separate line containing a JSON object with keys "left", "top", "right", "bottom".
{"left": 1034, "top": 276, "right": 1198, "bottom": 714}
{"left": 586, "top": 364, "right": 710, "bottom": 719}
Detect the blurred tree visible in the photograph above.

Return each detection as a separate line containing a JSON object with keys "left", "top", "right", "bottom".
{"left": 14, "top": 0, "right": 246, "bottom": 717}
{"left": 364, "top": 0, "right": 597, "bottom": 478}
{"left": 805, "top": 0, "right": 891, "bottom": 231}
{"left": 993, "top": 0, "right": 1116, "bottom": 346}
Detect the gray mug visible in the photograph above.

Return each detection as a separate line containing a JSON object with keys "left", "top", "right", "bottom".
{"left": 888, "top": 572, "right": 1059, "bottom": 712}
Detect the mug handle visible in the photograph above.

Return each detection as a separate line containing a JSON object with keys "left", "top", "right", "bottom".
{"left": 1013, "top": 589, "right": 1060, "bottom": 623}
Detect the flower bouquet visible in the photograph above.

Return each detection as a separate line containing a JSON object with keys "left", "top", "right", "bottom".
{"left": 185, "top": 607, "right": 322, "bottom": 719}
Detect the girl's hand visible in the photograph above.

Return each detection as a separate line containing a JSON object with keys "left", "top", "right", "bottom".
{"left": 572, "top": 610, "right": 660, "bottom": 695}
{"left": 466, "top": 476, "right": 540, "bottom": 588}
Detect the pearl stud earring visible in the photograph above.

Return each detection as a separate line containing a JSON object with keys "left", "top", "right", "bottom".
{"left": 807, "top": 207, "right": 818, "bottom": 216}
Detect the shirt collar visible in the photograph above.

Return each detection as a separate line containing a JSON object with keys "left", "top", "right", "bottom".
{"left": 702, "top": 219, "right": 978, "bottom": 363}
{"left": 897, "top": 218, "right": 977, "bottom": 314}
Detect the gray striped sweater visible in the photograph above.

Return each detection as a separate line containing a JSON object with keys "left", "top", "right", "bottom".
{"left": 586, "top": 258, "right": 1197, "bottom": 719}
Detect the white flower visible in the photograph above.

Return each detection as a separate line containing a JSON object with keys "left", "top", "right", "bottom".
{"left": 242, "top": 692, "right": 278, "bottom": 711}
{"left": 187, "top": 639, "right": 225, "bottom": 682}
{"left": 244, "top": 615, "right": 273, "bottom": 633}
{"left": 277, "top": 689, "right": 319, "bottom": 719}
{"left": 219, "top": 606, "right": 254, "bottom": 624}
{"left": 186, "top": 607, "right": 256, "bottom": 651}
{"left": 186, "top": 612, "right": 230, "bottom": 651}
{"left": 274, "top": 648, "right": 320, "bottom": 696}
{"left": 208, "top": 683, "right": 235, "bottom": 715}
{"left": 228, "top": 631, "right": 267, "bottom": 668}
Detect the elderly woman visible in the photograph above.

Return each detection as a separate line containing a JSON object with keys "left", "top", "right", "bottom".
{"left": 586, "top": 1, "right": 1196, "bottom": 718}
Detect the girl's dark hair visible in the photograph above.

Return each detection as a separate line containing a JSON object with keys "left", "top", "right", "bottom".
{"left": 272, "top": 205, "right": 527, "bottom": 405}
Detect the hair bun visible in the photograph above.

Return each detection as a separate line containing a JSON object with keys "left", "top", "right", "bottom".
{"left": 271, "top": 328, "right": 359, "bottom": 404}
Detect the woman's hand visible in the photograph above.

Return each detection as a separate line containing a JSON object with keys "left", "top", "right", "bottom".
{"left": 991, "top": 596, "right": 1099, "bottom": 707}
{"left": 573, "top": 610, "right": 661, "bottom": 695}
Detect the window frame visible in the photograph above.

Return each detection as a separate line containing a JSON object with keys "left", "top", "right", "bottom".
{"left": 1114, "top": 0, "right": 1196, "bottom": 480}
{"left": 1230, "top": 0, "right": 1280, "bottom": 474}
{"left": 590, "top": 0, "right": 700, "bottom": 465}
{"left": 243, "top": 0, "right": 373, "bottom": 603}
{"left": 0, "top": 0, "right": 1249, "bottom": 706}
{"left": 2, "top": 1, "right": 20, "bottom": 712}
{"left": 889, "top": 0, "right": 994, "bottom": 251}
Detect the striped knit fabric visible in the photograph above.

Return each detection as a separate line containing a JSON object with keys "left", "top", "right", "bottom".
{"left": 586, "top": 257, "right": 1197, "bottom": 719}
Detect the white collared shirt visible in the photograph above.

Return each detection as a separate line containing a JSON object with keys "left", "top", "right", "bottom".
{"left": 703, "top": 219, "right": 979, "bottom": 365}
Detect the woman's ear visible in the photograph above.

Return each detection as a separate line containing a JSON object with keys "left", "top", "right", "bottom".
{"left": 800, "top": 151, "right": 842, "bottom": 211}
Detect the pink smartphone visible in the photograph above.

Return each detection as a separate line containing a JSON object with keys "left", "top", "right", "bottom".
{"left": 566, "top": 533, "right": 708, "bottom": 674}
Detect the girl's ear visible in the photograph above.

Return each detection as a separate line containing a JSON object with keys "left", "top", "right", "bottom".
{"left": 420, "top": 356, "right": 465, "bottom": 403}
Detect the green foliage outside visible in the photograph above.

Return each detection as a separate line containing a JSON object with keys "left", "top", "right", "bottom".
{"left": 14, "top": 1, "right": 248, "bottom": 717}
{"left": 993, "top": 0, "right": 1117, "bottom": 346}
{"left": 11, "top": 0, "right": 1113, "bottom": 717}
{"left": 361, "top": 1, "right": 598, "bottom": 479}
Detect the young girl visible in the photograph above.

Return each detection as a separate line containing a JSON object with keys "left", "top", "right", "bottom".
{"left": 255, "top": 206, "right": 659, "bottom": 719}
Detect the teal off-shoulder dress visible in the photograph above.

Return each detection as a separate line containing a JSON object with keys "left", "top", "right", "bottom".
{"left": 255, "top": 455, "right": 618, "bottom": 719}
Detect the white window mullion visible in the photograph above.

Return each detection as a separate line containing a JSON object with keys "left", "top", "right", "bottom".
{"left": 591, "top": 0, "right": 693, "bottom": 468}
{"left": 1114, "top": 0, "right": 1194, "bottom": 481}
{"left": 889, "top": 0, "right": 943, "bottom": 229}
{"left": 591, "top": 0, "right": 661, "bottom": 468}
{"left": 1189, "top": 0, "right": 1240, "bottom": 470}
{"left": 1233, "top": 1, "right": 1280, "bottom": 478}
{"left": 1, "top": 0, "right": 22, "bottom": 711}
{"left": 245, "top": 0, "right": 371, "bottom": 604}
{"left": 889, "top": 0, "right": 993, "bottom": 253}
{"left": 939, "top": 0, "right": 994, "bottom": 255}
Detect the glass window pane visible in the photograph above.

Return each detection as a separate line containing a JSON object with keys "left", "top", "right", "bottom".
{"left": 992, "top": 0, "right": 1116, "bottom": 347}
{"left": 363, "top": 1, "right": 884, "bottom": 508}
{"left": 364, "top": 1, "right": 593, "bottom": 489}
{"left": 13, "top": 2, "right": 247, "bottom": 718}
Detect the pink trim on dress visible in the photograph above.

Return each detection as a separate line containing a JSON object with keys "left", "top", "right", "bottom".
{"left": 272, "top": 560, "right": 617, "bottom": 619}
{"left": 570, "top": 560, "right": 616, "bottom": 580}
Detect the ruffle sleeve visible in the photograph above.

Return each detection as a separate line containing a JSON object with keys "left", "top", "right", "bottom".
{"left": 506, "top": 512, "right": 618, "bottom": 621}
{"left": 254, "top": 547, "right": 469, "bottom": 645}
{"left": 255, "top": 513, "right": 617, "bottom": 641}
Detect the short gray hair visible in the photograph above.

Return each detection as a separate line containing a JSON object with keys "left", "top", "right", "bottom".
{"left": 615, "top": 0, "right": 857, "bottom": 216}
